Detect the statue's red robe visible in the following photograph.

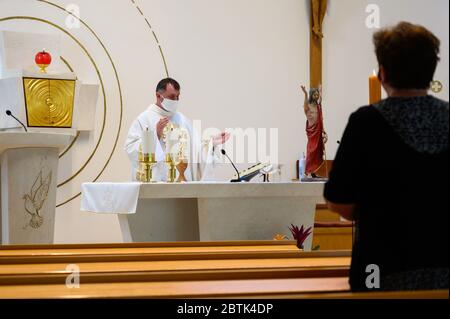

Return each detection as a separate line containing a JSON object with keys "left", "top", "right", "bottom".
{"left": 305, "top": 103, "right": 325, "bottom": 175}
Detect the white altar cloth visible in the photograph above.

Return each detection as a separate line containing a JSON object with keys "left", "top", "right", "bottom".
{"left": 81, "top": 182, "right": 140, "bottom": 214}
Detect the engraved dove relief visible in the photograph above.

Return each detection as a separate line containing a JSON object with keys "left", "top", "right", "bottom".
{"left": 23, "top": 170, "right": 52, "bottom": 229}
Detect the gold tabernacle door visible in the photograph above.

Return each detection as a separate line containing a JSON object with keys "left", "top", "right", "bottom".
{"left": 23, "top": 77, "right": 76, "bottom": 128}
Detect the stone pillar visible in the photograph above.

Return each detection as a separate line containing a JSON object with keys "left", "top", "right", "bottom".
{"left": 1, "top": 148, "right": 58, "bottom": 244}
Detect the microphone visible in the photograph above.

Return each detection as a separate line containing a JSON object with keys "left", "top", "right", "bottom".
{"left": 221, "top": 149, "right": 241, "bottom": 183}
{"left": 6, "top": 110, "right": 28, "bottom": 132}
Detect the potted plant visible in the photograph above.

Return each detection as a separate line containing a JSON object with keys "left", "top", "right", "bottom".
{"left": 289, "top": 224, "right": 312, "bottom": 250}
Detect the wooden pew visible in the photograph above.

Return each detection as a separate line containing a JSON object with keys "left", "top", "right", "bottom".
{"left": 0, "top": 241, "right": 307, "bottom": 264}
{"left": 0, "top": 241, "right": 351, "bottom": 298}
{"left": 314, "top": 205, "right": 354, "bottom": 250}
{"left": 0, "top": 241, "right": 350, "bottom": 271}
{"left": 0, "top": 280, "right": 446, "bottom": 299}
{"left": 315, "top": 204, "right": 341, "bottom": 223}
{"left": 0, "top": 277, "right": 350, "bottom": 299}
{"left": 0, "top": 242, "right": 446, "bottom": 299}
{"left": 0, "top": 249, "right": 351, "bottom": 285}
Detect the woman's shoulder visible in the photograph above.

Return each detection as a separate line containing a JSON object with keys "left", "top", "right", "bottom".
{"left": 348, "top": 105, "right": 385, "bottom": 126}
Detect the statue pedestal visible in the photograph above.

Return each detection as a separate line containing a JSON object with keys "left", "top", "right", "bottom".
{"left": 0, "top": 132, "right": 73, "bottom": 244}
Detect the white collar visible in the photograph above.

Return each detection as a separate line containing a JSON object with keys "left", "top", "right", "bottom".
{"left": 149, "top": 103, "right": 174, "bottom": 118}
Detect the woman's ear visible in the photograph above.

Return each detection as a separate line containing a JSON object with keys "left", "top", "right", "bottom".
{"left": 379, "top": 66, "right": 393, "bottom": 95}
{"left": 378, "top": 66, "right": 386, "bottom": 83}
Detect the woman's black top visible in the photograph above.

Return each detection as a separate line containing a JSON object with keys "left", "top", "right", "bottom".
{"left": 324, "top": 95, "right": 449, "bottom": 291}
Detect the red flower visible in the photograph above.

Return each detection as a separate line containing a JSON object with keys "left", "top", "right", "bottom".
{"left": 289, "top": 224, "right": 312, "bottom": 249}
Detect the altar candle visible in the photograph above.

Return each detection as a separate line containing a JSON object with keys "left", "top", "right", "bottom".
{"left": 141, "top": 127, "right": 155, "bottom": 154}
{"left": 369, "top": 70, "right": 382, "bottom": 104}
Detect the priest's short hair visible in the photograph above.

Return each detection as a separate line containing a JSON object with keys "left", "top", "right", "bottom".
{"left": 156, "top": 78, "right": 181, "bottom": 92}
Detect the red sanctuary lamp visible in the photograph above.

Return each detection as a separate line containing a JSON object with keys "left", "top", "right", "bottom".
{"left": 35, "top": 49, "right": 52, "bottom": 73}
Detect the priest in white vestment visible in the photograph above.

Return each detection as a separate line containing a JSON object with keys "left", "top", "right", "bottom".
{"left": 124, "top": 78, "right": 230, "bottom": 181}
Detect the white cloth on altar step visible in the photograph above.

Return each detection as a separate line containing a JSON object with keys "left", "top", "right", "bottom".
{"left": 80, "top": 182, "right": 140, "bottom": 214}
{"left": 124, "top": 104, "right": 218, "bottom": 182}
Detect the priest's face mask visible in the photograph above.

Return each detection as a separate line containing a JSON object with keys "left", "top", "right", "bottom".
{"left": 157, "top": 83, "right": 181, "bottom": 113}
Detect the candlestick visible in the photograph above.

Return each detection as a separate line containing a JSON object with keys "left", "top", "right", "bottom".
{"left": 165, "top": 153, "right": 178, "bottom": 183}
{"left": 136, "top": 146, "right": 157, "bottom": 183}
{"left": 369, "top": 70, "right": 382, "bottom": 105}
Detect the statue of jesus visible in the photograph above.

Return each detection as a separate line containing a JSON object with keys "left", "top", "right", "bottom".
{"left": 301, "top": 85, "right": 328, "bottom": 177}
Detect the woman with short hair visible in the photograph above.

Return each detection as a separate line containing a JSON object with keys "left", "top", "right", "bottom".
{"left": 325, "top": 22, "right": 449, "bottom": 292}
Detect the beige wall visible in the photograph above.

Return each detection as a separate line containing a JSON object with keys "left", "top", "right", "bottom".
{"left": 0, "top": 0, "right": 448, "bottom": 243}
{"left": 323, "top": 0, "right": 449, "bottom": 156}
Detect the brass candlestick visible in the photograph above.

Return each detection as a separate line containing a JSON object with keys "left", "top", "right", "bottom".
{"left": 136, "top": 151, "right": 157, "bottom": 183}
{"left": 165, "top": 153, "right": 178, "bottom": 183}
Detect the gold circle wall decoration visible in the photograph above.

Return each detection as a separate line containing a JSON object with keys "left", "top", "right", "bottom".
{"left": 59, "top": 55, "right": 74, "bottom": 73}
{"left": 130, "top": 0, "right": 170, "bottom": 77}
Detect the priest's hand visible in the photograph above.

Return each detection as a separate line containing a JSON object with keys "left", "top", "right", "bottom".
{"left": 157, "top": 117, "right": 170, "bottom": 140}
{"left": 212, "top": 132, "right": 231, "bottom": 146}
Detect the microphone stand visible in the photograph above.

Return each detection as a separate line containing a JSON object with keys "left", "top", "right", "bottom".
{"left": 221, "top": 149, "right": 242, "bottom": 183}
{"left": 5, "top": 110, "right": 28, "bottom": 132}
